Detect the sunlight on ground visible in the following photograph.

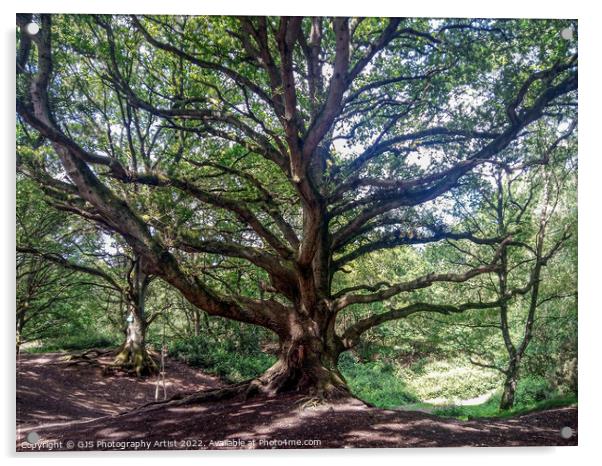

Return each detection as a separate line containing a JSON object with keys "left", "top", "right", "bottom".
{"left": 402, "top": 359, "right": 501, "bottom": 405}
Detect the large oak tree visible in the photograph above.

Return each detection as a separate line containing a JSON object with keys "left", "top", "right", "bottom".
{"left": 16, "top": 14, "right": 577, "bottom": 397}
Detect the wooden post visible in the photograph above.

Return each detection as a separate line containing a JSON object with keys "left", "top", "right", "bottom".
{"left": 154, "top": 344, "right": 168, "bottom": 401}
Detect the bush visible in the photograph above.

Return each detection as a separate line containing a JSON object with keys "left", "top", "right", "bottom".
{"left": 514, "top": 375, "right": 553, "bottom": 406}
{"left": 339, "top": 353, "right": 418, "bottom": 408}
{"left": 168, "top": 335, "right": 275, "bottom": 382}
{"left": 552, "top": 357, "right": 578, "bottom": 395}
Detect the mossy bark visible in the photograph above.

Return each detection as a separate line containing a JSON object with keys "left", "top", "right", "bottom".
{"left": 112, "top": 311, "right": 157, "bottom": 376}
{"left": 499, "top": 363, "right": 518, "bottom": 410}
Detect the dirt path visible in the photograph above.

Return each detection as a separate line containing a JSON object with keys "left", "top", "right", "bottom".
{"left": 16, "top": 353, "right": 577, "bottom": 450}
{"left": 16, "top": 352, "right": 223, "bottom": 428}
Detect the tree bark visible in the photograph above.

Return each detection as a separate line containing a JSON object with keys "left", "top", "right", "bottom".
{"left": 253, "top": 313, "right": 349, "bottom": 398}
{"left": 113, "top": 308, "right": 157, "bottom": 376}
{"left": 16, "top": 314, "right": 25, "bottom": 356}
{"left": 500, "top": 366, "right": 518, "bottom": 410}
{"left": 193, "top": 308, "right": 201, "bottom": 337}
{"left": 113, "top": 260, "right": 157, "bottom": 376}
{"left": 16, "top": 330, "right": 22, "bottom": 356}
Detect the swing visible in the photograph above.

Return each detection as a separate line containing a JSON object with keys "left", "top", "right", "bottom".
{"left": 154, "top": 315, "right": 167, "bottom": 401}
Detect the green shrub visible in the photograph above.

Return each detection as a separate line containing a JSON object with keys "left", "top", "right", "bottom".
{"left": 339, "top": 353, "right": 418, "bottom": 408}
{"left": 515, "top": 375, "right": 553, "bottom": 405}
{"left": 168, "top": 336, "right": 275, "bottom": 382}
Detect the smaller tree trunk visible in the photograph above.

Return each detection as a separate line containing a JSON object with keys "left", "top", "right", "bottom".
{"left": 499, "top": 364, "right": 518, "bottom": 410}
{"left": 113, "top": 310, "right": 157, "bottom": 376}
{"left": 113, "top": 258, "right": 157, "bottom": 376}
{"left": 16, "top": 332, "right": 22, "bottom": 356}
{"left": 16, "top": 313, "right": 25, "bottom": 356}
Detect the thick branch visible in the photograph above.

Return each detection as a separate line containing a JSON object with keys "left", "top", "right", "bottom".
{"left": 16, "top": 246, "right": 123, "bottom": 292}
{"left": 342, "top": 300, "right": 502, "bottom": 349}
{"left": 16, "top": 14, "right": 288, "bottom": 335}
{"left": 119, "top": 171, "right": 295, "bottom": 260}
{"left": 333, "top": 228, "right": 504, "bottom": 267}
{"left": 334, "top": 238, "right": 510, "bottom": 311}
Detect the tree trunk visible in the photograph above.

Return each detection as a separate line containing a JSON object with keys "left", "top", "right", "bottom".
{"left": 113, "top": 258, "right": 157, "bottom": 376}
{"left": 16, "top": 313, "right": 25, "bottom": 356}
{"left": 113, "top": 309, "right": 157, "bottom": 376}
{"left": 499, "top": 368, "right": 518, "bottom": 410}
{"left": 253, "top": 314, "right": 349, "bottom": 398}
{"left": 16, "top": 332, "right": 22, "bottom": 356}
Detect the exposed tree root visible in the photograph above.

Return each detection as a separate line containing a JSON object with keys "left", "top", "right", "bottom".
{"left": 108, "top": 345, "right": 158, "bottom": 377}
{"left": 57, "top": 347, "right": 158, "bottom": 378}
{"left": 77, "top": 348, "right": 115, "bottom": 359}
{"left": 179, "top": 381, "right": 254, "bottom": 405}
{"left": 64, "top": 359, "right": 104, "bottom": 369}
{"left": 294, "top": 396, "right": 326, "bottom": 410}
{"left": 128, "top": 380, "right": 254, "bottom": 414}
{"left": 58, "top": 348, "right": 116, "bottom": 368}
{"left": 251, "top": 356, "right": 351, "bottom": 402}
{"left": 293, "top": 386, "right": 353, "bottom": 410}
{"left": 126, "top": 377, "right": 367, "bottom": 420}
{"left": 126, "top": 369, "right": 356, "bottom": 417}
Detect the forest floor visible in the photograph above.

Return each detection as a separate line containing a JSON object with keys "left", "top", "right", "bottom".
{"left": 16, "top": 352, "right": 578, "bottom": 451}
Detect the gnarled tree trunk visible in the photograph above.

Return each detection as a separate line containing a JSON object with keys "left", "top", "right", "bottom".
{"left": 252, "top": 311, "right": 349, "bottom": 398}
{"left": 257, "top": 337, "right": 347, "bottom": 398}
{"left": 113, "top": 309, "right": 157, "bottom": 376}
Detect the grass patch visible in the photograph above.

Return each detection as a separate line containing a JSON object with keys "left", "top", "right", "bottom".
{"left": 401, "top": 359, "right": 501, "bottom": 402}
{"left": 432, "top": 393, "right": 577, "bottom": 420}
{"left": 340, "top": 355, "right": 501, "bottom": 410}
{"left": 169, "top": 336, "right": 276, "bottom": 382}
{"left": 23, "top": 333, "right": 119, "bottom": 353}
{"left": 432, "top": 376, "right": 577, "bottom": 419}
{"left": 340, "top": 355, "right": 576, "bottom": 419}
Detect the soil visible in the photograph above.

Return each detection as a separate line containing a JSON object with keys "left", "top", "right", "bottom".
{"left": 16, "top": 352, "right": 578, "bottom": 451}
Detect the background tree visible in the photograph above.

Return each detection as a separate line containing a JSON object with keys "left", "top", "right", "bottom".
{"left": 407, "top": 126, "right": 577, "bottom": 410}
{"left": 17, "top": 154, "right": 162, "bottom": 373}
{"left": 16, "top": 177, "right": 110, "bottom": 353}
{"left": 17, "top": 234, "right": 163, "bottom": 375}
{"left": 466, "top": 166, "right": 575, "bottom": 409}
{"left": 16, "top": 14, "right": 577, "bottom": 397}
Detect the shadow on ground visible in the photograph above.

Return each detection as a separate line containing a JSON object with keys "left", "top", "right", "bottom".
{"left": 16, "top": 352, "right": 577, "bottom": 450}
